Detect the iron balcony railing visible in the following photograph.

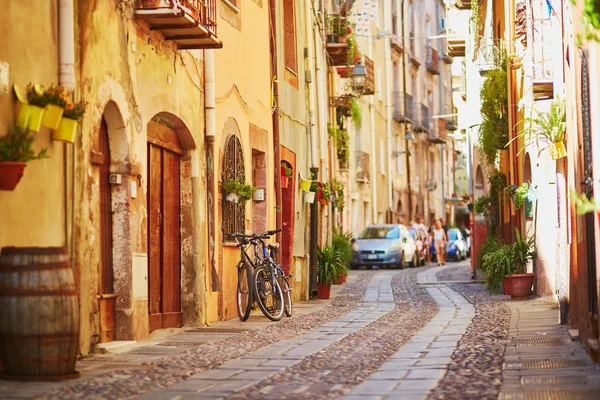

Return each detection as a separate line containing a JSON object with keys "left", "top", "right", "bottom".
{"left": 426, "top": 46, "right": 440, "bottom": 74}
{"left": 392, "top": 92, "right": 417, "bottom": 123}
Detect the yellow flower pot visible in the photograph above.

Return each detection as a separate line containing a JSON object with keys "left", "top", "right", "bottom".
{"left": 299, "top": 179, "right": 312, "bottom": 191}
{"left": 52, "top": 118, "right": 78, "bottom": 143}
{"left": 16, "top": 104, "right": 45, "bottom": 132}
{"left": 42, "top": 104, "right": 65, "bottom": 129}
{"left": 549, "top": 141, "right": 567, "bottom": 160}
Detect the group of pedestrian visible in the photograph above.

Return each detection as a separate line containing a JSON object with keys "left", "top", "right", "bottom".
{"left": 409, "top": 217, "right": 449, "bottom": 266}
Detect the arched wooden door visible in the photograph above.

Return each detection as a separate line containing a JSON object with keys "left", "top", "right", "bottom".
{"left": 147, "top": 121, "right": 183, "bottom": 331}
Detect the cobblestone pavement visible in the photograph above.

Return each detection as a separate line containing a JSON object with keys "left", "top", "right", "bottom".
{"left": 1, "top": 272, "right": 373, "bottom": 400}
{"left": 428, "top": 266, "right": 511, "bottom": 400}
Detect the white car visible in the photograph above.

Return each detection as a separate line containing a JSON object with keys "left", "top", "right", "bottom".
{"left": 350, "top": 224, "right": 419, "bottom": 269}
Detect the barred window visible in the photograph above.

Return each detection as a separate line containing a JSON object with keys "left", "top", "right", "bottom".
{"left": 222, "top": 135, "right": 245, "bottom": 239}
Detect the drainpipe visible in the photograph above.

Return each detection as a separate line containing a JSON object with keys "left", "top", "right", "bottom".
{"left": 401, "top": 0, "right": 412, "bottom": 221}
{"left": 307, "top": 0, "right": 320, "bottom": 298}
{"left": 59, "top": 1, "right": 75, "bottom": 261}
{"left": 203, "top": 49, "right": 216, "bottom": 324}
{"left": 269, "top": 0, "right": 282, "bottom": 250}
{"left": 435, "top": 1, "right": 445, "bottom": 219}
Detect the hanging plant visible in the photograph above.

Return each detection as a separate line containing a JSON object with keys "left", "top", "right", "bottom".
{"left": 512, "top": 97, "right": 566, "bottom": 160}
{"left": 505, "top": 183, "right": 529, "bottom": 210}
{"left": 477, "top": 55, "right": 508, "bottom": 166}
{"left": 349, "top": 97, "right": 362, "bottom": 127}
{"left": 222, "top": 178, "right": 256, "bottom": 204}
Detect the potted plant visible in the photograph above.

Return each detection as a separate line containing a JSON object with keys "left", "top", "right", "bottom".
{"left": 53, "top": 99, "right": 87, "bottom": 143}
{"left": 505, "top": 183, "right": 529, "bottom": 210}
{"left": 222, "top": 178, "right": 256, "bottom": 204}
{"left": 331, "top": 229, "right": 352, "bottom": 284}
{"left": 330, "top": 178, "right": 345, "bottom": 210}
{"left": 0, "top": 125, "right": 48, "bottom": 191}
{"left": 514, "top": 97, "right": 567, "bottom": 160}
{"left": 503, "top": 229, "right": 536, "bottom": 298}
{"left": 320, "top": 182, "right": 334, "bottom": 206}
{"left": 40, "top": 85, "right": 69, "bottom": 130}
{"left": 280, "top": 163, "right": 292, "bottom": 188}
{"left": 14, "top": 84, "right": 45, "bottom": 132}
{"left": 317, "top": 244, "right": 344, "bottom": 298}
{"left": 508, "top": 54, "right": 523, "bottom": 69}
{"left": 481, "top": 230, "right": 536, "bottom": 298}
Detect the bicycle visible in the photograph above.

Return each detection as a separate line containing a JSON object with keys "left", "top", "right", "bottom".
{"left": 264, "top": 241, "right": 292, "bottom": 317}
{"left": 227, "top": 230, "right": 278, "bottom": 321}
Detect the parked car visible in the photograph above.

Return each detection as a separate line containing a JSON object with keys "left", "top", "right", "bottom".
{"left": 446, "top": 228, "right": 467, "bottom": 261}
{"left": 407, "top": 227, "right": 427, "bottom": 266}
{"left": 350, "top": 224, "right": 418, "bottom": 269}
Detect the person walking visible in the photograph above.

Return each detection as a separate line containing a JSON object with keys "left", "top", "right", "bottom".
{"left": 432, "top": 219, "right": 447, "bottom": 266}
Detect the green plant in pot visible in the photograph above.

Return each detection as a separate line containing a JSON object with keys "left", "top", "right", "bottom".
{"left": 222, "top": 178, "right": 256, "bottom": 204}
{"left": 0, "top": 125, "right": 48, "bottom": 191}
{"left": 331, "top": 229, "right": 352, "bottom": 283}
{"left": 505, "top": 183, "right": 529, "bottom": 210}
{"left": 320, "top": 181, "right": 334, "bottom": 205}
{"left": 316, "top": 244, "right": 344, "bottom": 298}
{"left": 53, "top": 99, "right": 87, "bottom": 143}
{"left": 280, "top": 162, "right": 292, "bottom": 188}
{"left": 330, "top": 178, "right": 345, "bottom": 210}
{"left": 514, "top": 97, "right": 566, "bottom": 160}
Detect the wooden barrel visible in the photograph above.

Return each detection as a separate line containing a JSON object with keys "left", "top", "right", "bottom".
{"left": 0, "top": 247, "right": 79, "bottom": 380}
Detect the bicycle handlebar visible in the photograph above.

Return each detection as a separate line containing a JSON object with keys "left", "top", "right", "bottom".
{"left": 226, "top": 229, "right": 281, "bottom": 245}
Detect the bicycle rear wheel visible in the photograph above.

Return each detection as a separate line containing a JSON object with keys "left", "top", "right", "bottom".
{"left": 237, "top": 261, "right": 253, "bottom": 321}
{"left": 281, "top": 276, "right": 292, "bottom": 317}
{"left": 253, "top": 265, "right": 284, "bottom": 321}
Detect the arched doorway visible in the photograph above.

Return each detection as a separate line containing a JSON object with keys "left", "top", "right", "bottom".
{"left": 146, "top": 113, "right": 195, "bottom": 331}
{"left": 474, "top": 166, "right": 485, "bottom": 198}
{"left": 280, "top": 159, "right": 295, "bottom": 277}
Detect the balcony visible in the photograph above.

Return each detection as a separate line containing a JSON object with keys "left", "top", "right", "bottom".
{"left": 442, "top": 53, "right": 454, "bottom": 64}
{"left": 390, "top": 36, "right": 404, "bottom": 56}
{"left": 454, "top": 1, "right": 472, "bottom": 9}
{"left": 428, "top": 119, "right": 447, "bottom": 144}
{"left": 445, "top": 116, "right": 458, "bottom": 131}
{"left": 392, "top": 93, "right": 417, "bottom": 124}
{"left": 326, "top": 13, "right": 351, "bottom": 66}
{"left": 414, "top": 104, "right": 430, "bottom": 134}
{"left": 447, "top": 39, "right": 466, "bottom": 57}
{"left": 426, "top": 46, "right": 440, "bottom": 75}
{"left": 135, "top": 0, "right": 221, "bottom": 50}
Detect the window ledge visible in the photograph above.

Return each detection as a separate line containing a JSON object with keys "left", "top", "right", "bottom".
{"left": 223, "top": 0, "right": 240, "bottom": 13}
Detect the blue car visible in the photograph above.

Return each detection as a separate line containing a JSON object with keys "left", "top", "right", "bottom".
{"left": 446, "top": 228, "right": 467, "bottom": 261}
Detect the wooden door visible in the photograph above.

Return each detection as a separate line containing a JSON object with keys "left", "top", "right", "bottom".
{"left": 99, "top": 118, "right": 114, "bottom": 295}
{"left": 147, "top": 141, "right": 182, "bottom": 331}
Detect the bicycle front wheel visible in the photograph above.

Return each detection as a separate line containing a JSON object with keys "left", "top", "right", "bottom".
{"left": 281, "top": 276, "right": 292, "bottom": 317}
{"left": 253, "top": 265, "right": 284, "bottom": 321}
{"left": 237, "top": 261, "right": 253, "bottom": 321}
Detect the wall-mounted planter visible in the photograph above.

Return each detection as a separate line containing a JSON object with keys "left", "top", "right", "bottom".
{"left": 299, "top": 179, "right": 311, "bottom": 191}
{"left": 549, "top": 141, "right": 567, "bottom": 160}
{"left": 16, "top": 104, "right": 45, "bottom": 132}
{"left": 226, "top": 192, "right": 240, "bottom": 203}
{"left": 52, "top": 118, "right": 78, "bottom": 143}
{"left": 0, "top": 162, "right": 26, "bottom": 191}
{"left": 303, "top": 190, "right": 316, "bottom": 204}
{"left": 42, "top": 104, "right": 64, "bottom": 130}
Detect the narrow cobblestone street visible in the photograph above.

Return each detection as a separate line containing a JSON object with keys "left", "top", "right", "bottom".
{"left": 2, "top": 262, "right": 600, "bottom": 400}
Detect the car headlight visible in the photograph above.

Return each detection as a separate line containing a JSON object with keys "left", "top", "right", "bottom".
{"left": 449, "top": 243, "right": 456, "bottom": 250}
{"left": 352, "top": 243, "right": 359, "bottom": 251}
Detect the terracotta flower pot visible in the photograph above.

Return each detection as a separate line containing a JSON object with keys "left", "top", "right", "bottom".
{"left": 503, "top": 273, "right": 535, "bottom": 299}
{"left": 333, "top": 272, "right": 347, "bottom": 285}
{"left": 319, "top": 198, "right": 329, "bottom": 206}
{"left": 317, "top": 282, "right": 331, "bottom": 299}
{"left": 0, "top": 162, "right": 27, "bottom": 191}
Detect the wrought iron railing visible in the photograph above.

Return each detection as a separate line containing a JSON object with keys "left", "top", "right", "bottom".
{"left": 426, "top": 46, "right": 440, "bottom": 74}
{"left": 392, "top": 92, "right": 417, "bottom": 122}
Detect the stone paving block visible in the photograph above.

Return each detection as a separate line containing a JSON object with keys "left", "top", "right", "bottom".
{"left": 379, "top": 359, "right": 419, "bottom": 370}
{"left": 342, "top": 395, "right": 384, "bottom": 400}
{"left": 367, "top": 370, "right": 410, "bottom": 380}
{"left": 388, "top": 351, "right": 425, "bottom": 359}
{"left": 261, "top": 358, "right": 300, "bottom": 367}
{"left": 196, "top": 379, "right": 257, "bottom": 394}
{"left": 135, "top": 390, "right": 222, "bottom": 400}
{"left": 228, "top": 370, "right": 276, "bottom": 381}
{"left": 386, "top": 392, "right": 427, "bottom": 400}
{"left": 414, "top": 356, "right": 452, "bottom": 366}
{"left": 427, "top": 340, "right": 457, "bottom": 348}
{"left": 160, "top": 379, "right": 216, "bottom": 392}
{"left": 395, "top": 378, "right": 439, "bottom": 390}
{"left": 351, "top": 380, "right": 400, "bottom": 395}
{"left": 217, "top": 358, "right": 265, "bottom": 369}
{"left": 187, "top": 368, "right": 245, "bottom": 380}
{"left": 424, "top": 347, "right": 455, "bottom": 358}
{"left": 405, "top": 369, "right": 447, "bottom": 380}
{"left": 434, "top": 334, "right": 463, "bottom": 341}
